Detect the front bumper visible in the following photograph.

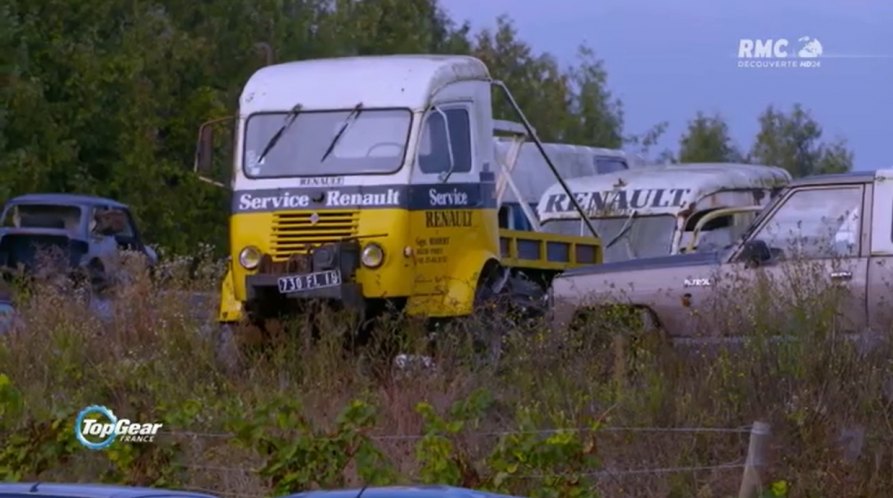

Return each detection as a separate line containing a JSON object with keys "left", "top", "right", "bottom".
{"left": 245, "top": 274, "right": 364, "bottom": 307}
{"left": 241, "top": 240, "right": 365, "bottom": 309}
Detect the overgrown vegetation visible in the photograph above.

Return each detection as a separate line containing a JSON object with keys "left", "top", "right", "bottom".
{"left": 0, "top": 254, "right": 890, "bottom": 497}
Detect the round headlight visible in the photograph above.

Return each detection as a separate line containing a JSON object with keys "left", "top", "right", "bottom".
{"left": 361, "top": 243, "right": 384, "bottom": 268}
{"left": 239, "top": 246, "right": 262, "bottom": 270}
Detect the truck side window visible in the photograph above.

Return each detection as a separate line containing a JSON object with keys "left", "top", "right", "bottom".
{"left": 418, "top": 107, "right": 472, "bottom": 175}
{"left": 595, "top": 157, "right": 628, "bottom": 174}
{"left": 750, "top": 186, "right": 863, "bottom": 260}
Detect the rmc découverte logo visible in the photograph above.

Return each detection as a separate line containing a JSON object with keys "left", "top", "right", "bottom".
{"left": 737, "top": 36, "right": 823, "bottom": 69}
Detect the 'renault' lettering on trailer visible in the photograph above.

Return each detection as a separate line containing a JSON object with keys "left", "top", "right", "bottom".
{"left": 542, "top": 188, "right": 694, "bottom": 214}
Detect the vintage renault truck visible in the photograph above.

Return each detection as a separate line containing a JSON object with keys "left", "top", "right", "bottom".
{"left": 550, "top": 169, "right": 893, "bottom": 339}
{"left": 194, "top": 54, "right": 625, "bottom": 337}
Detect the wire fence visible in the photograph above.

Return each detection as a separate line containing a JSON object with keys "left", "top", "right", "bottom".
{"left": 159, "top": 424, "right": 754, "bottom": 441}
{"left": 177, "top": 460, "right": 748, "bottom": 479}
{"left": 154, "top": 423, "right": 764, "bottom": 498}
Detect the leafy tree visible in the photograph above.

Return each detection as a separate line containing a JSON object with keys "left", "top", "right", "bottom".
{"left": 0, "top": 0, "right": 856, "bottom": 257}
{"left": 678, "top": 112, "right": 741, "bottom": 163}
{"left": 748, "top": 104, "right": 853, "bottom": 177}
{"left": 473, "top": 16, "right": 572, "bottom": 143}
{"left": 562, "top": 45, "right": 625, "bottom": 148}
{"left": 0, "top": 0, "right": 471, "bottom": 254}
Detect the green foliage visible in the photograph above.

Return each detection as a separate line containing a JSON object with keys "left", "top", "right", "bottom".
{"left": 0, "top": 373, "right": 23, "bottom": 424}
{"left": 412, "top": 389, "right": 603, "bottom": 497}
{"left": 3, "top": 0, "right": 855, "bottom": 254}
{"left": 0, "top": 376, "right": 79, "bottom": 480}
{"left": 414, "top": 388, "right": 493, "bottom": 485}
{"left": 0, "top": 376, "right": 184, "bottom": 485}
{"left": 0, "top": 0, "right": 631, "bottom": 256}
{"left": 760, "top": 480, "right": 790, "bottom": 498}
{"left": 0, "top": 378, "right": 607, "bottom": 495}
{"left": 485, "top": 407, "right": 602, "bottom": 498}
{"left": 229, "top": 396, "right": 397, "bottom": 495}
{"left": 102, "top": 437, "right": 182, "bottom": 488}
{"left": 678, "top": 112, "right": 741, "bottom": 163}
{"left": 0, "top": 414, "right": 80, "bottom": 481}
{"left": 749, "top": 104, "right": 854, "bottom": 177}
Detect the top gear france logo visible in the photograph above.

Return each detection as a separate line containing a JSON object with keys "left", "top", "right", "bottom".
{"left": 74, "top": 405, "right": 163, "bottom": 450}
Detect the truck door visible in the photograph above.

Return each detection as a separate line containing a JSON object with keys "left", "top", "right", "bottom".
{"left": 728, "top": 184, "right": 870, "bottom": 334}
{"left": 867, "top": 179, "right": 893, "bottom": 333}
{"left": 409, "top": 101, "right": 499, "bottom": 305}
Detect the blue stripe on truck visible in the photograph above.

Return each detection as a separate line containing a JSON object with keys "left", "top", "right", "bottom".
{"left": 232, "top": 181, "right": 498, "bottom": 213}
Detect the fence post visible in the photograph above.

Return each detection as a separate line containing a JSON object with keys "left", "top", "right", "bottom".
{"left": 738, "top": 421, "right": 771, "bottom": 498}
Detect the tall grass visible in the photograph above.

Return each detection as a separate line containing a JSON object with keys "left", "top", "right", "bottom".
{"left": 0, "top": 250, "right": 891, "bottom": 497}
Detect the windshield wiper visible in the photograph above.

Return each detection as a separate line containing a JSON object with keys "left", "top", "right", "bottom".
{"left": 320, "top": 102, "right": 363, "bottom": 163}
{"left": 256, "top": 103, "right": 303, "bottom": 165}
{"left": 605, "top": 210, "right": 638, "bottom": 249}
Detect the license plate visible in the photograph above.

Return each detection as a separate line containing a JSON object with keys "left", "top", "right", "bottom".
{"left": 277, "top": 270, "right": 342, "bottom": 294}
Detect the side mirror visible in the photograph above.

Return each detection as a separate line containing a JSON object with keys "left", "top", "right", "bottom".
{"left": 740, "top": 239, "right": 772, "bottom": 267}
{"left": 195, "top": 123, "right": 214, "bottom": 174}
{"left": 193, "top": 116, "right": 235, "bottom": 189}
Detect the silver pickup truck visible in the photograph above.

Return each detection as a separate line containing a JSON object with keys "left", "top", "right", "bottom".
{"left": 549, "top": 169, "right": 893, "bottom": 339}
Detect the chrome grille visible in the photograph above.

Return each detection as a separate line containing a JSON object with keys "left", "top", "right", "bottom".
{"left": 270, "top": 210, "right": 359, "bottom": 261}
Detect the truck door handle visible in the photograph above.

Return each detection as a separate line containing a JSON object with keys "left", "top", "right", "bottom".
{"left": 830, "top": 271, "right": 852, "bottom": 281}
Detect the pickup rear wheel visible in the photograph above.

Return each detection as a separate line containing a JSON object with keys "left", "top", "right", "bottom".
{"left": 569, "top": 305, "right": 668, "bottom": 348}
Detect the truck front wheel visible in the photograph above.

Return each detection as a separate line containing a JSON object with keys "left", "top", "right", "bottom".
{"left": 469, "top": 264, "right": 547, "bottom": 366}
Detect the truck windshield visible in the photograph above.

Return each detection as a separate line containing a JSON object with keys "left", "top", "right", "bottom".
{"left": 542, "top": 215, "right": 676, "bottom": 263}
{"left": 243, "top": 108, "right": 412, "bottom": 178}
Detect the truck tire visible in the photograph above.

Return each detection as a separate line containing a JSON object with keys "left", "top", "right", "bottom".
{"left": 470, "top": 265, "right": 547, "bottom": 367}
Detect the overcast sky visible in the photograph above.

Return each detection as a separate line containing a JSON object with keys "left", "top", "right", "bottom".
{"left": 441, "top": 0, "right": 893, "bottom": 170}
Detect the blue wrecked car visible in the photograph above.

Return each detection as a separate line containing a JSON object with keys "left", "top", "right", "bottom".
{"left": 0, "top": 482, "right": 220, "bottom": 498}
{"left": 0, "top": 193, "right": 157, "bottom": 289}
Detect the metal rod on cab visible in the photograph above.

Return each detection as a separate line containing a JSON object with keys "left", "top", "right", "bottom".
{"left": 490, "top": 80, "right": 599, "bottom": 239}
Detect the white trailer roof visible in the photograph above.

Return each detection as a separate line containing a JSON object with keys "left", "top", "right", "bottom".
{"left": 240, "top": 55, "right": 490, "bottom": 113}
{"left": 495, "top": 140, "right": 629, "bottom": 204}
{"left": 538, "top": 163, "right": 792, "bottom": 220}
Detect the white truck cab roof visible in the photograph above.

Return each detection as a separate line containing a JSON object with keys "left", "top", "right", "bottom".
{"left": 537, "top": 162, "right": 792, "bottom": 220}
{"left": 239, "top": 55, "right": 490, "bottom": 113}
